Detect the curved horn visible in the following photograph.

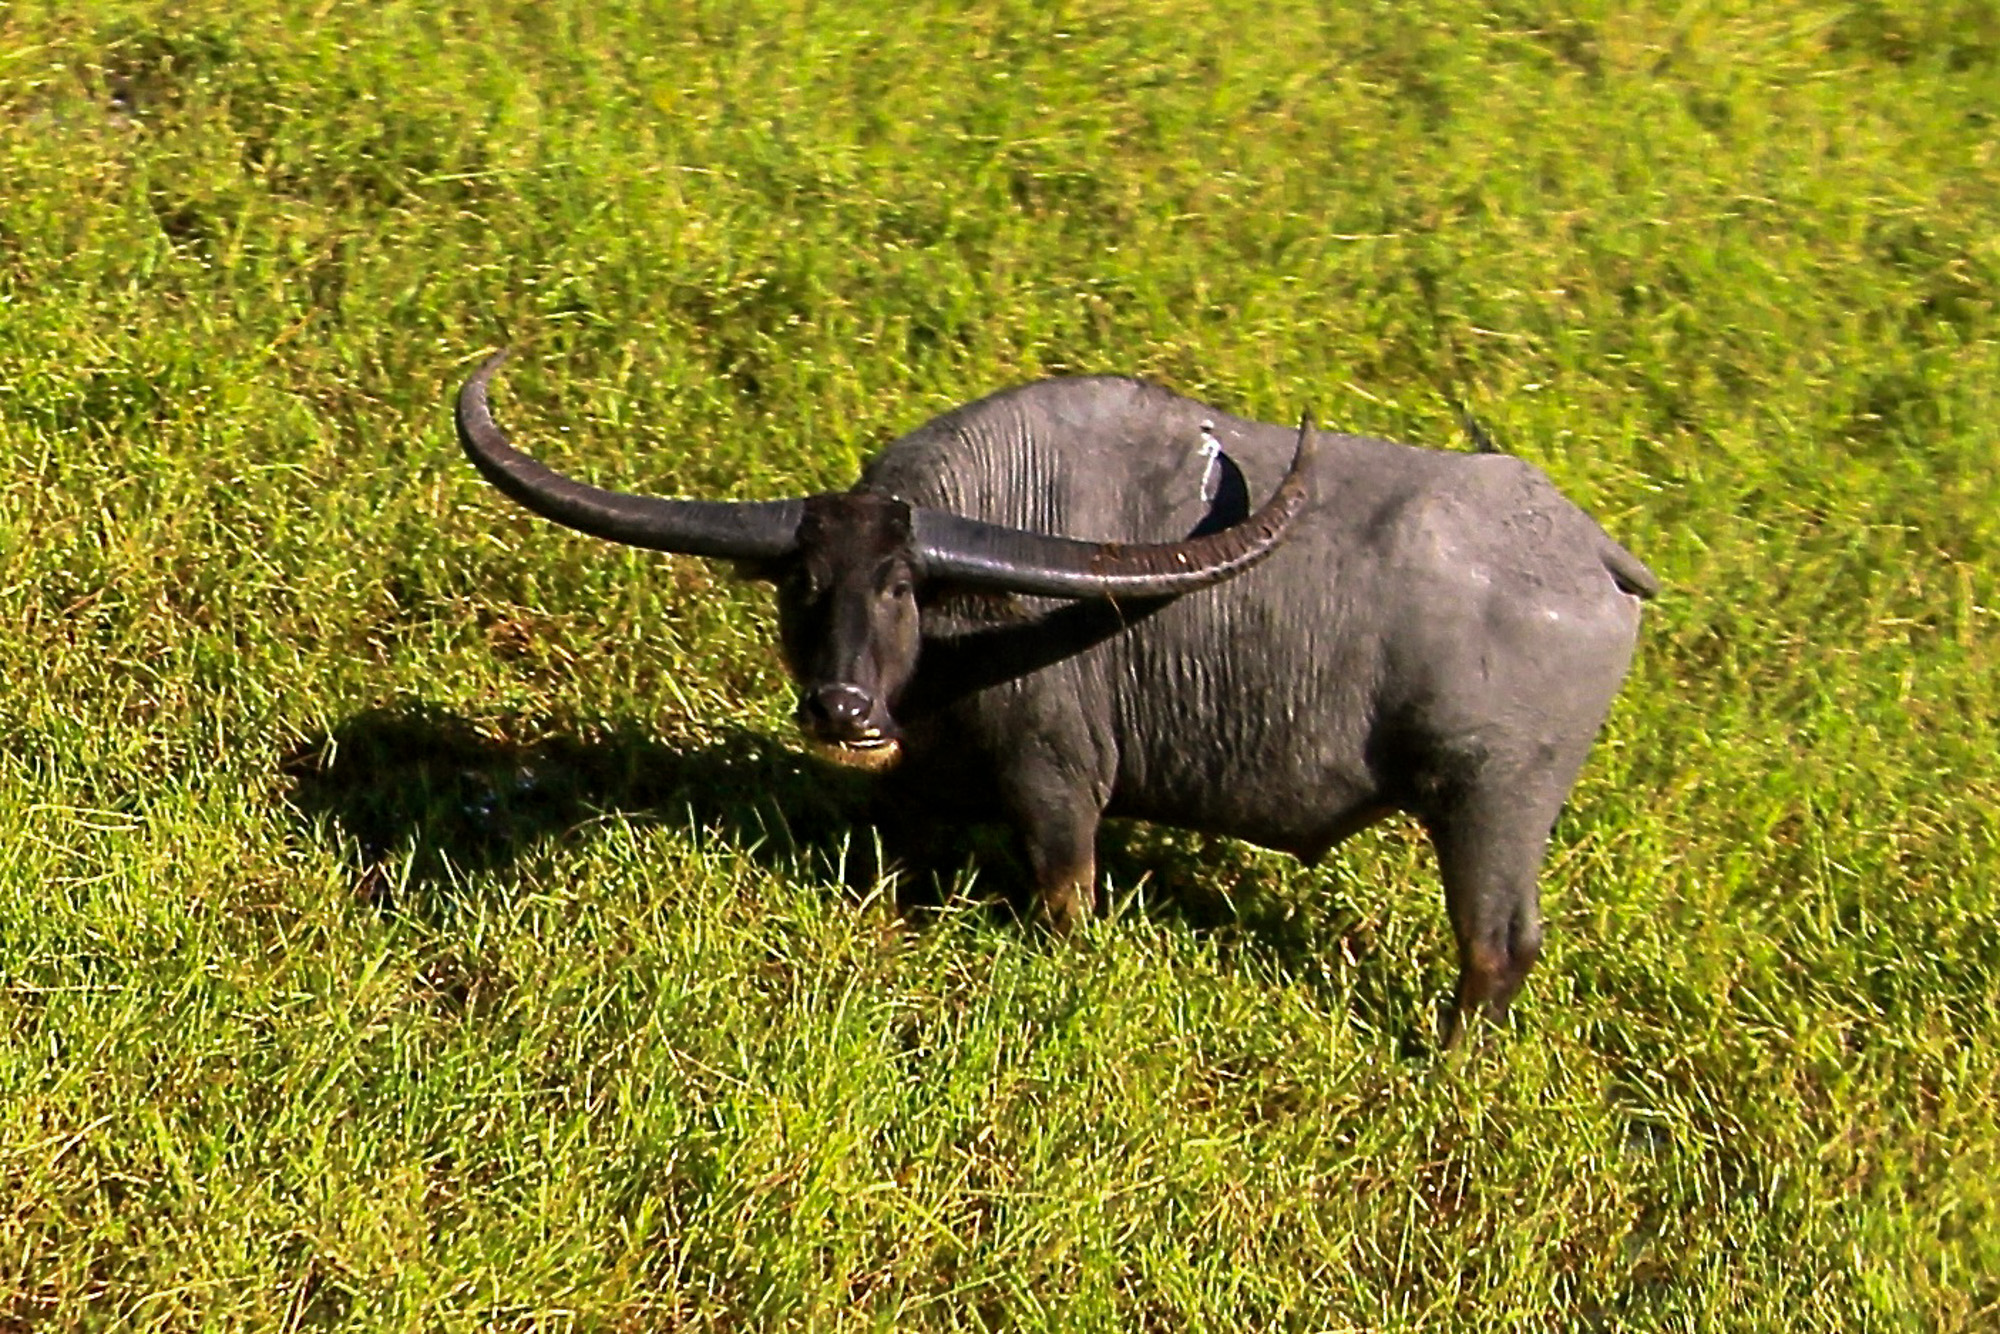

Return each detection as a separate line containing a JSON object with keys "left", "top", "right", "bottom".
{"left": 910, "top": 414, "right": 1318, "bottom": 599}
{"left": 455, "top": 350, "right": 803, "bottom": 561}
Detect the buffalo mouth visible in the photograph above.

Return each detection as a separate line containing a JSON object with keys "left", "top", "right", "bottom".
{"left": 802, "top": 730, "right": 905, "bottom": 772}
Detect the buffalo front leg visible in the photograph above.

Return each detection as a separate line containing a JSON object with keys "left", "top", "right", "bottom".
{"left": 1031, "top": 843, "right": 1097, "bottom": 937}
{"left": 1423, "top": 782, "right": 1567, "bottom": 1048}
{"left": 1001, "top": 769, "right": 1105, "bottom": 937}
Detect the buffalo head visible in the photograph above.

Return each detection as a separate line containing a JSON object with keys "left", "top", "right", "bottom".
{"left": 454, "top": 351, "right": 1314, "bottom": 770}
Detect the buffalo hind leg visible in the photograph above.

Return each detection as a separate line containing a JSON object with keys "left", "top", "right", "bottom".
{"left": 1423, "top": 782, "right": 1568, "bottom": 1048}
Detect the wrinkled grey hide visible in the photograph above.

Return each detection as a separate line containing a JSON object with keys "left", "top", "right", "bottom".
{"left": 862, "top": 378, "right": 1654, "bottom": 1043}
{"left": 458, "top": 367, "right": 1657, "bottom": 1045}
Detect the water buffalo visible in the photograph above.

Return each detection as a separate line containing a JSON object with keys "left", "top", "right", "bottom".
{"left": 455, "top": 352, "right": 1657, "bottom": 1044}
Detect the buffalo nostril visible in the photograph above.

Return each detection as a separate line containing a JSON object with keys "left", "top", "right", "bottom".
{"left": 798, "top": 685, "right": 874, "bottom": 734}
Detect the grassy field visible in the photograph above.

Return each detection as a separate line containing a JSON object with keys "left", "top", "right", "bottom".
{"left": 1, "top": 0, "right": 1996, "bottom": 1327}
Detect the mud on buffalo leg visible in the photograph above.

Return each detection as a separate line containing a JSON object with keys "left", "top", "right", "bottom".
{"left": 1422, "top": 776, "right": 1574, "bottom": 1048}
{"left": 998, "top": 764, "right": 1106, "bottom": 936}
{"left": 1033, "top": 851, "right": 1097, "bottom": 935}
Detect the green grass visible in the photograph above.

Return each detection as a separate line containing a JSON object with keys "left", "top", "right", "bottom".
{"left": 1, "top": 0, "right": 1996, "bottom": 1327}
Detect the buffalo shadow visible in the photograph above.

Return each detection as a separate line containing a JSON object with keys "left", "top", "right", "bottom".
{"left": 282, "top": 703, "right": 886, "bottom": 914}
{"left": 283, "top": 703, "right": 1434, "bottom": 1043}
{"left": 280, "top": 703, "right": 1273, "bottom": 927}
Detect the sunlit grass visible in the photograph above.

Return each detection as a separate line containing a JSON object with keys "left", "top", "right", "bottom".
{"left": 0, "top": 0, "right": 1995, "bottom": 1327}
